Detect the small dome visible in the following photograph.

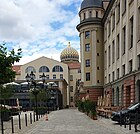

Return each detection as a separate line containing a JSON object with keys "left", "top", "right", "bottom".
{"left": 81, "top": 0, "right": 102, "bottom": 10}
{"left": 60, "top": 42, "right": 79, "bottom": 63}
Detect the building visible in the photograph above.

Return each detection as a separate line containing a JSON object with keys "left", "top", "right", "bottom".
{"left": 77, "top": 0, "right": 140, "bottom": 107}
{"left": 12, "top": 42, "right": 81, "bottom": 108}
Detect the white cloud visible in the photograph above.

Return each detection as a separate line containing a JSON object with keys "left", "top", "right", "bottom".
{"left": 0, "top": 0, "right": 82, "bottom": 65}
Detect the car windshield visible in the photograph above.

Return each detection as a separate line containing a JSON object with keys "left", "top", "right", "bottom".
{"left": 128, "top": 103, "right": 139, "bottom": 110}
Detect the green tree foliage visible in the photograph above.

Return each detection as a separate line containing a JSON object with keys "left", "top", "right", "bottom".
{"left": 0, "top": 43, "right": 22, "bottom": 84}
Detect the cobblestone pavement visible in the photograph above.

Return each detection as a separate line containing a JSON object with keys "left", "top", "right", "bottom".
{"left": 11, "top": 109, "right": 139, "bottom": 134}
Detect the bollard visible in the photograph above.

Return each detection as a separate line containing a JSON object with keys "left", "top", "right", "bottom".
{"left": 33, "top": 112, "right": 35, "bottom": 122}
{"left": 11, "top": 117, "right": 14, "bottom": 133}
{"left": 30, "top": 113, "right": 32, "bottom": 124}
{"left": 120, "top": 112, "right": 122, "bottom": 126}
{"left": 25, "top": 114, "right": 27, "bottom": 127}
{"left": 129, "top": 113, "right": 131, "bottom": 130}
{"left": 1, "top": 118, "right": 4, "bottom": 134}
{"left": 18, "top": 114, "right": 21, "bottom": 129}
{"left": 135, "top": 113, "right": 138, "bottom": 132}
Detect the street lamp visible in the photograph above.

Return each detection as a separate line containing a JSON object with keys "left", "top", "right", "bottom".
{"left": 25, "top": 71, "right": 39, "bottom": 121}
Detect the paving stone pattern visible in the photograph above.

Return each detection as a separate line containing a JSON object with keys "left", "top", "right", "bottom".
{"left": 5, "top": 109, "right": 139, "bottom": 134}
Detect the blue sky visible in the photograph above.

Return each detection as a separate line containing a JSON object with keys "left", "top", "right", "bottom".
{"left": 0, "top": 0, "right": 83, "bottom": 65}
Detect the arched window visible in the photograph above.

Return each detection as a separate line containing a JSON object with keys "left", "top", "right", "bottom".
{"left": 39, "top": 66, "right": 50, "bottom": 72}
{"left": 25, "top": 66, "right": 36, "bottom": 73}
{"left": 112, "top": 88, "right": 114, "bottom": 106}
{"left": 52, "top": 65, "right": 63, "bottom": 72}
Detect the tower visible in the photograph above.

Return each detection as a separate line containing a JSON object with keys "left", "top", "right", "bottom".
{"left": 76, "top": 0, "right": 105, "bottom": 102}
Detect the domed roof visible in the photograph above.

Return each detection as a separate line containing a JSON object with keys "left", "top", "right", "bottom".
{"left": 60, "top": 42, "right": 79, "bottom": 63}
{"left": 81, "top": 0, "right": 102, "bottom": 10}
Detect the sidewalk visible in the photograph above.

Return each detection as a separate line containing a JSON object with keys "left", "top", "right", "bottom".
{"left": 14, "top": 109, "right": 138, "bottom": 134}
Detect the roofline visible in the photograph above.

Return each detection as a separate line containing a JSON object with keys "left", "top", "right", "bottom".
{"left": 102, "top": 0, "right": 115, "bottom": 24}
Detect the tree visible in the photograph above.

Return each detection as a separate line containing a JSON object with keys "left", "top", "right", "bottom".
{"left": 0, "top": 42, "right": 22, "bottom": 84}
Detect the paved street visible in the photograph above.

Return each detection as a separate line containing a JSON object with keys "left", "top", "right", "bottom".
{"left": 14, "top": 109, "right": 138, "bottom": 134}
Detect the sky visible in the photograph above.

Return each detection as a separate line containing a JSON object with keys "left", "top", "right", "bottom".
{"left": 0, "top": 0, "right": 83, "bottom": 65}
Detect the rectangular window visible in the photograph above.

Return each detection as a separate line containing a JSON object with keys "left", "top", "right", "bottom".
{"left": 122, "top": 26, "right": 126, "bottom": 55}
{"left": 85, "top": 44, "right": 90, "bottom": 51}
{"left": 108, "top": 46, "right": 111, "bottom": 66}
{"left": 117, "top": 34, "right": 120, "bottom": 59}
{"left": 112, "top": 41, "right": 115, "bottom": 63}
{"left": 85, "top": 59, "right": 90, "bottom": 67}
{"left": 129, "top": 60, "right": 132, "bottom": 72}
{"left": 138, "top": 55, "right": 140, "bottom": 70}
{"left": 112, "top": 71, "right": 115, "bottom": 81}
{"left": 60, "top": 74, "right": 63, "bottom": 79}
{"left": 53, "top": 74, "right": 56, "bottom": 79}
{"left": 112, "top": 13, "right": 115, "bottom": 31}
{"left": 78, "top": 69, "right": 81, "bottom": 73}
{"left": 130, "top": 16, "right": 133, "bottom": 49}
{"left": 109, "top": 74, "right": 110, "bottom": 82}
{"left": 108, "top": 21, "right": 111, "bottom": 37}
{"left": 85, "top": 31, "right": 90, "bottom": 39}
{"left": 70, "top": 86, "right": 73, "bottom": 92}
{"left": 122, "top": 0, "right": 126, "bottom": 15}
{"left": 122, "top": 64, "right": 125, "bottom": 76}
{"left": 117, "top": 3, "right": 120, "bottom": 23}
{"left": 105, "top": 50, "right": 107, "bottom": 69}
{"left": 70, "top": 75, "right": 73, "bottom": 81}
{"left": 117, "top": 68, "right": 119, "bottom": 79}
{"left": 86, "top": 72, "right": 90, "bottom": 81}
{"left": 138, "top": 8, "right": 140, "bottom": 41}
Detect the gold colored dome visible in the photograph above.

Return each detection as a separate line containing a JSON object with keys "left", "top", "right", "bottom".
{"left": 60, "top": 42, "right": 79, "bottom": 63}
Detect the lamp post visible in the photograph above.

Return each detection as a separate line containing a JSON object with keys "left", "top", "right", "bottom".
{"left": 26, "top": 71, "right": 39, "bottom": 121}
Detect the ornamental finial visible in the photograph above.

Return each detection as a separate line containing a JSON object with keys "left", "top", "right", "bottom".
{"left": 68, "top": 42, "right": 70, "bottom": 47}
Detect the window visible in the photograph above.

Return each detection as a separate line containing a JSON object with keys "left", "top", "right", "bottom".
{"left": 116, "top": 87, "right": 119, "bottom": 106}
{"left": 85, "top": 44, "right": 90, "bottom": 51}
{"left": 86, "top": 59, "right": 90, "bottom": 67}
{"left": 86, "top": 72, "right": 90, "bottom": 81}
{"left": 84, "top": 13, "right": 86, "bottom": 19}
{"left": 70, "top": 75, "right": 73, "bottom": 81}
{"left": 112, "top": 13, "right": 115, "bottom": 31}
{"left": 108, "top": 46, "right": 111, "bottom": 66}
{"left": 122, "top": 64, "right": 125, "bottom": 76}
{"left": 97, "top": 80, "right": 100, "bottom": 83}
{"left": 85, "top": 31, "right": 90, "bottom": 39}
{"left": 122, "top": 26, "right": 126, "bottom": 55}
{"left": 39, "top": 66, "right": 49, "bottom": 72}
{"left": 112, "top": 40, "right": 115, "bottom": 63}
{"left": 97, "top": 53, "right": 99, "bottom": 56}
{"left": 117, "top": 3, "right": 120, "bottom": 23}
{"left": 97, "top": 67, "right": 100, "bottom": 70}
{"left": 53, "top": 74, "right": 56, "bottom": 79}
{"left": 78, "top": 69, "right": 81, "bottom": 73}
{"left": 129, "top": 16, "right": 133, "bottom": 49}
{"left": 25, "top": 66, "right": 36, "bottom": 73}
{"left": 122, "top": 0, "right": 126, "bottom": 15}
{"left": 52, "top": 65, "right": 63, "bottom": 72}
{"left": 70, "top": 97, "right": 73, "bottom": 102}
{"left": 89, "top": 11, "right": 92, "bottom": 18}
{"left": 96, "top": 11, "right": 98, "bottom": 18}
{"left": 108, "top": 21, "right": 111, "bottom": 37}
{"left": 117, "top": 34, "right": 120, "bottom": 59}
{"left": 105, "top": 51, "right": 107, "bottom": 69}
{"left": 60, "top": 74, "right": 63, "bottom": 79}
{"left": 109, "top": 74, "right": 110, "bottom": 82}
{"left": 138, "top": 8, "right": 140, "bottom": 41}
{"left": 112, "top": 71, "right": 115, "bottom": 81}
{"left": 70, "top": 86, "right": 73, "bottom": 92}
{"left": 138, "top": 55, "right": 140, "bottom": 69}
{"left": 129, "top": 60, "right": 132, "bottom": 72}
{"left": 117, "top": 68, "right": 119, "bottom": 79}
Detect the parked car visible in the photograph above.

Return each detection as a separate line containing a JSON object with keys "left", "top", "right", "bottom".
{"left": 111, "top": 102, "right": 140, "bottom": 123}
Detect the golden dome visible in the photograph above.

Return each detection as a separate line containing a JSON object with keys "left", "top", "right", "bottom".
{"left": 60, "top": 42, "right": 79, "bottom": 63}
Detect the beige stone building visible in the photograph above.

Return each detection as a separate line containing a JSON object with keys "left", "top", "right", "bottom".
{"left": 13, "top": 42, "right": 81, "bottom": 108}
{"left": 77, "top": 0, "right": 140, "bottom": 107}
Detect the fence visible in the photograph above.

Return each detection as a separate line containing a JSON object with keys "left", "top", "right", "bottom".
{"left": 0, "top": 111, "right": 45, "bottom": 134}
